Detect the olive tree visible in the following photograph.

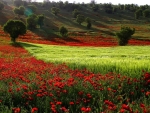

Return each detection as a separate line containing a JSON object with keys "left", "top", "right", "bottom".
{"left": 13, "top": 6, "right": 25, "bottom": 17}
{"left": 59, "top": 26, "right": 68, "bottom": 37}
{"left": 26, "top": 14, "right": 38, "bottom": 30}
{"left": 72, "top": 9, "right": 80, "bottom": 18}
{"left": 3, "top": 20, "right": 26, "bottom": 43}
{"left": 85, "top": 17, "right": 92, "bottom": 29}
{"left": 37, "top": 14, "right": 45, "bottom": 28}
{"left": 115, "top": 26, "right": 135, "bottom": 46}
{"left": 51, "top": 7, "right": 60, "bottom": 16}
{"left": 76, "top": 14, "right": 85, "bottom": 25}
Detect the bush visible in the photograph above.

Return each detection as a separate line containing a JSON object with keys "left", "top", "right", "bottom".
{"left": 85, "top": 17, "right": 92, "bottom": 29}
{"left": 87, "top": 22, "right": 92, "bottom": 29}
{"left": 13, "top": 6, "right": 25, "bottom": 16}
{"left": 51, "top": 7, "right": 60, "bottom": 16}
{"left": 76, "top": 14, "right": 85, "bottom": 25}
{"left": 37, "top": 14, "right": 45, "bottom": 28}
{"left": 143, "top": 9, "right": 150, "bottom": 18}
{"left": 3, "top": 19, "right": 26, "bottom": 43}
{"left": 26, "top": 14, "right": 38, "bottom": 30}
{"left": 116, "top": 26, "right": 135, "bottom": 46}
{"left": 72, "top": 9, "right": 80, "bottom": 18}
{"left": 59, "top": 26, "right": 68, "bottom": 37}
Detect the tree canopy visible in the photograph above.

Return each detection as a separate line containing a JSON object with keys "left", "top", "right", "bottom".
{"left": 3, "top": 20, "right": 26, "bottom": 43}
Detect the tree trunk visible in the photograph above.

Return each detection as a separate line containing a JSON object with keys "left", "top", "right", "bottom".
{"left": 11, "top": 38, "right": 16, "bottom": 43}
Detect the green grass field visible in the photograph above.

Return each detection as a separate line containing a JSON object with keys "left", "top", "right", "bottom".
{"left": 20, "top": 42, "right": 150, "bottom": 77}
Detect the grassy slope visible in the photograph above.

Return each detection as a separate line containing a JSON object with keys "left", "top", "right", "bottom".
{"left": 1, "top": 3, "right": 150, "bottom": 40}
{"left": 21, "top": 42, "right": 150, "bottom": 77}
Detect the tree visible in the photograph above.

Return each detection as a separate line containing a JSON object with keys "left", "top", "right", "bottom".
{"left": 51, "top": 7, "right": 60, "bottom": 15}
{"left": 135, "top": 9, "right": 142, "bottom": 19}
{"left": 0, "top": 1, "right": 4, "bottom": 11}
{"left": 85, "top": 17, "right": 91, "bottom": 23}
{"left": 37, "top": 14, "right": 44, "bottom": 28}
{"left": 85, "top": 17, "right": 92, "bottom": 29}
{"left": 115, "top": 26, "right": 135, "bottom": 46}
{"left": 13, "top": 6, "right": 25, "bottom": 17}
{"left": 87, "top": 23, "right": 92, "bottom": 29}
{"left": 26, "top": 14, "right": 38, "bottom": 30}
{"left": 72, "top": 9, "right": 80, "bottom": 18}
{"left": 143, "top": 9, "right": 150, "bottom": 18}
{"left": 76, "top": 14, "right": 85, "bottom": 25}
{"left": 58, "top": 1, "right": 64, "bottom": 9}
{"left": 59, "top": 26, "right": 68, "bottom": 37}
{"left": 3, "top": 19, "right": 26, "bottom": 43}
{"left": 92, "top": 5, "right": 99, "bottom": 12}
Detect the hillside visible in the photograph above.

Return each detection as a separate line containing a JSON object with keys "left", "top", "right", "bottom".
{"left": 0, "top": 1, "right": 150, "bottom": 41}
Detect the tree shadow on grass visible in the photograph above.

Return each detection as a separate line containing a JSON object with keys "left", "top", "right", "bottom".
{"left": 19, "top": 42, "right": 42, "bottom": 48}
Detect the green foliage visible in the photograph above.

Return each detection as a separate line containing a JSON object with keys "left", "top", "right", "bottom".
{"left": 37, "top": 14, "right": 45, "bottom": 28}
{"left": 91, "top": 5, "right": 99, "bottom": 12}
{"left": 143, "top": 9, "right": 150, "bottom": 18}
{"left": 85, "top": 17, "right": 92, "bottom": 29}
{"left": 51, "top": 7, "right": 60, "bottom": 16}
{"left": 116, "top": 26, "right": 135, "bottom": 46}
{"left": 26, "top": 14, "right": 38, "bottom": 30}
{"left": 85, "top": 17, "right": 91, "bottom": 23}
{"left": 87, "top": 22, "right": 92, "bottom": 29}
{"left": 0, "top": 1, "right": 4, "bottom": 11}
{"left": 72, "top": 9, "right": 80, "bottom": 18}
{"left": 76, "top": 14, "right": 85, "bottom": 25}
{"left": 13, "top": 6, "right": 25, "bottom": 16}
{"left": 58, "top": 1, "right": 64, "bottom": 9}
{"left": 3, "top": 19, "right": 26, "bottom": 43}
{"left": 135, "top": 9, "right": 142, "bottom": 19}
{"left": 27, "top": 5, "right": 37, "bottom": 13}
{"left": 113, "top": 7, "right": 117, "bottom": 12}
{"left": 59, "top": 26, "right": 68, "bottom": 37}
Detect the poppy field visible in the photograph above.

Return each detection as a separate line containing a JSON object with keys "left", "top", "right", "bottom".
{"left": 0, "top": 27, "right": 150, "bottom": 113}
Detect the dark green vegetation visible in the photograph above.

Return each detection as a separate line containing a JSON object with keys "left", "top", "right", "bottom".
{"left": 0, "top": 0, "right": 150, "bottom": 44}
{"left": 116, "top": 26, "right": 135, "bottom": 45}
{"left": 3, "top": 19, "right": 26, "bottom": 43}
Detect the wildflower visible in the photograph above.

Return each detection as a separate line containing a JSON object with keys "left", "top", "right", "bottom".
{"left": 56, "top": 101, "right": 62, "bottom": 105}
{"left": 60, "top": 107, "right": 68, "bottom": 112}
{"left": 69, "top": 101, "right": 74, "bottom": 105}
{"left": 81, "top": 107, "right": 91, "bottom": 112}
{"left": 122, "top": 104, "right": 132, "bottom": 111}
{"left": 31, "top": 107, "right": 38, "bottom": 113}
{"left": 12, "top": 107, "right": 21, "bottom": 113}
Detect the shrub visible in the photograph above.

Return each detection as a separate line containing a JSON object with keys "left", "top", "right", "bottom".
{"left": 26, "top": 14, "right": 38, "bottom": 30}
{"left": 37, "top": 14, "right": 45, "bottom": 28}
{"left": 59, "top": 26, "right": 68, "bottom": 37}
{"left": 87, "top": 22, "right": 92, "bottom": 29}
{"left": 51, "top": 7, "right": 60, "bottom": 16}
{"left": 115, "top": 26, "right": 135, "bottom": 46}
{"left": 72, "top": 9, "right": 80, "bottom": 18}
{"left": 13, "top": 6, "right": 25, "bottom": 17}
{"left": 85, "top": 17, "right": 92, "bottom": 29}
{"left": 3, "top": 19, "right": 26, "bottom": 43}
{"left": 76, "top": 14, "right": 85, "bottom": 25}
{"left": 143, "top": 9, "right": 150, "bottom": 18}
